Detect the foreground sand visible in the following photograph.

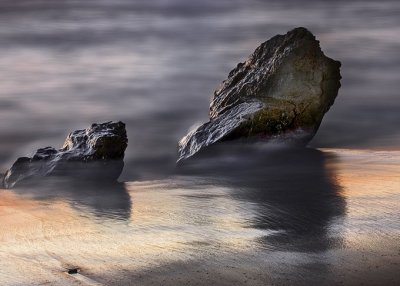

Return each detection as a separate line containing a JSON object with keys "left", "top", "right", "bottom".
{"left": 0, "top": 149, "right": 399, "bottom": 285}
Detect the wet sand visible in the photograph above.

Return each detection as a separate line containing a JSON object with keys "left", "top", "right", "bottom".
{"left": 0, "top": 148, "right": 399, "bottom": 285}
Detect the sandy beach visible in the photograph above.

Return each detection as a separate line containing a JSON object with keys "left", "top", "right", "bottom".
{"left": 1, "top": 148, "right": 399, "bottom": 285}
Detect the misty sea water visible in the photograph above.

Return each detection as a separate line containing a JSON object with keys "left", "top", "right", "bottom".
{"left": 0, "top": 0, "right": 399, "bottom": 179}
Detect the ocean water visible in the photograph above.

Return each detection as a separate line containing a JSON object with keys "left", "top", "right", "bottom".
{"left": 0, "top": 0, "right": 399, "bottom": 179}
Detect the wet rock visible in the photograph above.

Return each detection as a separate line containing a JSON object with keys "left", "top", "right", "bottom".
{"left": 3, "top": 121, "right": 127, "bottom": 189}
{"left": 178, "top": 27, "right": 341, "bottom": 162}
{"left": 67, "top": 268, "right": 80, "bottom": 275}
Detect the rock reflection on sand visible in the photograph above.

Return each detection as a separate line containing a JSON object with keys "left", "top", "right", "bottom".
{"left": 0, "top": 149, "right": 399, "bottom": 285}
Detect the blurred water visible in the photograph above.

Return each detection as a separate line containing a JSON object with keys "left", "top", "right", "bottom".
{"left": 0, "top": 149, "right": 399, "bottom": 285}
{"left": 0, "top": 0, "right": 399, "bottom": 179}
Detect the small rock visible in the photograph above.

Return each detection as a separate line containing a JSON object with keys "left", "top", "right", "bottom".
{"left": 3, "top": 121, "right": 128, "bottom": 188}
{"left": 67, "top": 268, "right": 80, "bottom": 275}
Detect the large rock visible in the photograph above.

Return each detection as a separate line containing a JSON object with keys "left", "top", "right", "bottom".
{"left": 3, "top": 121, "right": 128, "bottom": 189}
{"left": 178, "top": 27, "right": 341, "bottom": 162}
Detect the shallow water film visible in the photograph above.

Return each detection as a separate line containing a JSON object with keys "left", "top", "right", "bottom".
{"left": 1, "top": 149, "right": 399, "bottom": 285}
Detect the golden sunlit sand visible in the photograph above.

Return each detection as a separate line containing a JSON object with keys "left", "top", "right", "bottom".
{"left": 0, "top": 149, "right": 399, "bottom": 285}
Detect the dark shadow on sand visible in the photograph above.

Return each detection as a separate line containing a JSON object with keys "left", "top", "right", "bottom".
{"left": 11, "top": 176, "right": 131, "bottom": 221}
{"left": 178, "top": 142, "right": 346, "bottom": 253}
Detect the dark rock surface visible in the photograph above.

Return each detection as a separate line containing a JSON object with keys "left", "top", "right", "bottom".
{"left": 3, "top": 121, "right": 127, "bottom": 189}
{"left": 178, "top": 27, "right": 341, "bottom": 162}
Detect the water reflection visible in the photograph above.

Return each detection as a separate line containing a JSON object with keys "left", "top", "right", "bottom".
{"left": 13, "top": 178, "right": 131, "bottom": 221}
{"left": 178, "top": 143, "right": 346, "bottom": 252}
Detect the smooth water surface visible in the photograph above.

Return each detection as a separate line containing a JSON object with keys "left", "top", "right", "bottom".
{"left": 1, "top": 149, "right": 399, "bottom": 285}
